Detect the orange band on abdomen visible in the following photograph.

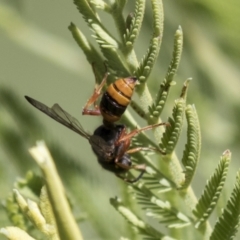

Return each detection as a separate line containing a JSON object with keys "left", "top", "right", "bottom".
{"left": 106, "top": 84, "right": 130, "bottom": 106}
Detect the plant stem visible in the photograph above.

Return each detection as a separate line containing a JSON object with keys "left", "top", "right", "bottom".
{"left": 29, "top": 141, "right": 83, "bottom": 240}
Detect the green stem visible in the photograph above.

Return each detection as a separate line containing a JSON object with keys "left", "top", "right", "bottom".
{"left": 29, "top": 141, "right": 83, "bottom": 240}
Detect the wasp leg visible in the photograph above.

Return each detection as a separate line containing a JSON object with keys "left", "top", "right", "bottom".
{"left": 91, "top": 62, "right": 108, "bottom": 107}
{"left": 127, "top": 146, "right": 166, "bottom": 155}
{"left": 115, "top": 164, "right": 146, "bottom": 183}
{"left": 117, "top": 122, "right": 169, "bottom": 143}
{"left": 114, "top": 123, "right": 168, "bottom": 163}
{"left": 82, "top": 71, "right": 108, "bottom": 115}
{"left": 126, "top": 169, "right": 145, "bottom": 183}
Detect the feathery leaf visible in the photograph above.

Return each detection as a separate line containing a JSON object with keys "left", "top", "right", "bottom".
{"left": 73, "top": 0, "right": 130, "bottom": 76}
{"left": 90, "top": 0, "right": 111, "bottom": 12}
{"left": 210, "top": 165, "right": 240, "bottom": 240}
{"left": 110, "top": 0, "right": 129, "bottom": 40}
{"left": 110, "top": 197, "right": 177, "bottom": 240}
{"left": 2, "top": 171, "right": 44, "bottom": 233}
{"left": 129, "top": 182, "right": 191, "bottom": 228}
{"left": 39, "top": 186, "right": 57, "bottom": 234}
{"left": 3, "top": 194, "right": 28, "bottom": 231}
{"left": 193, "top": 150, "right": 231, "bottom": 227}
{"left": 180, "top": 104, "right": 201, "bottom": 189}
{"left": 68, "top": 22, "right": 105, "bottom": 82}
{"left": 150, "top": 26, "right": 183, "bottom": 118}
{"left": 123, "top": 0, "right": 145, "bottom": 48}
{"left": 159, "top": 80, "right": 190, "bottom": 154}
{"left": 135, "top": 0, "right": 163, "bottom": 83}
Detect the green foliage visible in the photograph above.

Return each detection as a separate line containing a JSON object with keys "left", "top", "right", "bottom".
{"left": 159, "top": 79, "right": 189, "bottom": 154}
{"left": 180, "top": 104, "right": 201, "bottom": 188}
{"left": 110, "top": 197, "right": 172, "bottom": 240}
{"left": 1, "top": 0, "right": 240, "bottom": 240}
{"left": 2, "top": 172, "right": 52, "bottom": 239}
{"left": 193, "top": 150, "right": 231, "bottom": 227}
{"left": 135, "top": 0, "right": 163, "bottom": 83}
{"left": 4, "top": 194, "right": 28, "bottom": 231}
{"left": 68, "top": 22, "right": 105, "bottom": 81}
{"left": 210, "top": 169, "right": 240, "bottom": 240}
{"left": 149, "top": 26, "right": 183, "bottom": 119}
{"left": 123, "top": 0, "right": 145, "bottom": 48}
{"left": 129, "top": 183, "right": 191, "bottom": 228}
{"left": 2, "top": 148, "right": 82, "bottom": 240}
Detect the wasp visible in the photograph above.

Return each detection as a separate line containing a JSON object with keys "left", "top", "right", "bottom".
{"left": 25, "top": 96, "right": 167, "bottom": 183}
{"left": 82, "top": 70, "right": 138, "bottom": 125}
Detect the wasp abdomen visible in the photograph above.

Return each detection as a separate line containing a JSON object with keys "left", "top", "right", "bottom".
{"left": 100, "top": 77, "right": 137, "bottom": 122}
{"left": 100, "top": 93, "right": 126, "bottom": 121}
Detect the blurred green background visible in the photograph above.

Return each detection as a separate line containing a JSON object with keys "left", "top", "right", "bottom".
{"left": 0, "top": 0, "right": 240, "bottom": 239}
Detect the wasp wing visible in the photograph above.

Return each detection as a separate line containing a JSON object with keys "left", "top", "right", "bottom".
{"left": 89, "top": 135, "right": 115, "bottom": 161}
{"left": 25, "top": 96, "right": 90, "bottom": 139}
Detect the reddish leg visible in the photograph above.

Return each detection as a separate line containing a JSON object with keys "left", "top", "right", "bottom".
{"left": 127, "top": 146, "right": 166, "bottom": 155}
{"left": 82, "top": 72, "right": 108, "bottom": 115}
{"left": 114, "top": 122, "right": 168, "bottom": 162}
{"left": 117, "top": 122, "right": 169, "bottom": 143}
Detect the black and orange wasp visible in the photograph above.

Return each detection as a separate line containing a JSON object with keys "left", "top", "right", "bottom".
{"left": 25, "top": 96, "right": 167, "bottom": 182}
